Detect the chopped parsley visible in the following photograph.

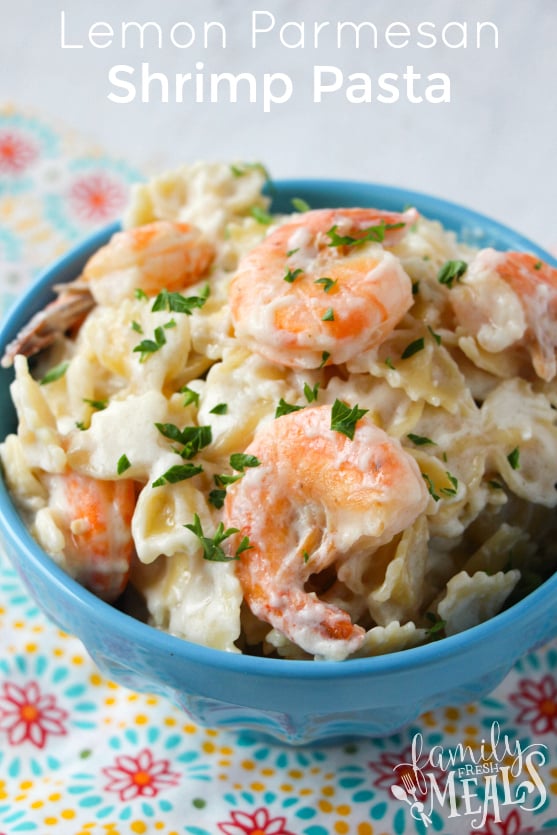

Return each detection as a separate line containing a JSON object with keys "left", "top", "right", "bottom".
{"left": 250, "top": 206, "right": 273, "bottom": 225}
{"left": 385, "top": 357, "right": 396, "bottom": 370}
{"left": 40, "top": 361, "right": 69, "bottom": 385}
{"left": 422, "top": 472, "right": 440, "bottom": 502}
{"left": 326, "top": 220, "right": 404, "bottom": 248}
{"left": 209, "top": 403, "right": 228, "bottom": 415}
{"left": 286, "top": 247, "right": 300, "bottom": 257}
{"left": 155, "top": 423, "right": 212, "bottom": 459}
{"left": 438, "top": 259, "right": 468, "bottom": 288}
{"left": 133, "top": 326, "right": 166, "bottom": 362}
{"left": 425, "top": 612, "right": 446, "bottom": 639}
{"left": 407, "top": 433, "right": 436, "bottom": 446}
{"left": 134, "top": 288, "right": 148, "bottom": 301}
{"left": 319, "top": 351, "right": 331, "bottom": 368}
{"left": 230, "top": 453, "right": 261, "bottom": 472}
{"left": 275, "top": 398, "right": 303, "bottom": 418}
{"left": 304, "top": 382, "right": 320, "bottom": 403}
{"left": 283, "top": 267, "right": 304, "bottom": 283}
{"left": 314, "top": 277, "right": 337, "bottom": 293}
{"left": 401, "top": 337, "right": 425, "bottom": 359}
{"left": 151, "top": 285, "right": 209, "bottom": 315}
{"left": 440, "top": 471, "right": 459, "bottom": 497}
{"left": 322, "top": 307, "right": 335, "bottom": 322}
{"left": 208, "top": 488, "right": 227, "bottom": 509}
{"left": 534, "top": 260, "right": 543, "bottom": 271}
{"left": 291, "top": 197, "right": 311, "bottom": 213}
{"left": 507, "top": 447, "right": 520, "bottom": 470}
{"left": 230, "top": 162, "right": 270, "bottom": 181}
{"left": 412, "top": 281, "right": 420, "bottom": 295}
{"left": 184, "top": 513, "right": 252, "bottom": 562}
{"left": 152, "top": 463, "right": 203, "bottom": 487}
{"left": 131, "top": 320, "right": 143, "bottom": 334}
{"left": 180, "top": 385, "right": 200, "bottom": 407}
{"left": 117, "top": 454, "right": 132, "bottom": 475}
{"left": 330, "top": 399, "right": 368, "bottom": 440}
{"left": 427, "top": 325, "right": 442, "bottom": 346}
{"left": 83, "top": 398, "right": 107, "bottom": 411}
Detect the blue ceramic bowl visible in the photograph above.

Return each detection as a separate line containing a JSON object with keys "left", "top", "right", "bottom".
{"left": 1, "top": 180, "right": 556, "bottom": 745}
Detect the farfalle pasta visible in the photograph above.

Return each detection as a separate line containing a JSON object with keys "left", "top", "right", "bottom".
{"left": 1, "top": 162, "right": 556, "bottom": 660}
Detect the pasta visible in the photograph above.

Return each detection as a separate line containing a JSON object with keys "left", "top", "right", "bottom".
{"left": 2, "top": 162, "right": 557, "bottom": 661}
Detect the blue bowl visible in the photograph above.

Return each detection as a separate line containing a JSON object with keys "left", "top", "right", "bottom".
{"left": 1, "top": 180, "right": 556, "bottom": 745}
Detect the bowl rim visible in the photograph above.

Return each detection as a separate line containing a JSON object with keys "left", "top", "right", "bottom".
{"left": 1, "top": 177, "right": 556, "bottom": 682}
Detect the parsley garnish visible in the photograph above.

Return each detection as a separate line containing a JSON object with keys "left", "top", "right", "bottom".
{"left": 507, "top": 447, "right": 520, "bottom": 470}
{"left": 180, "top": 386, "right": 200, "bottom": 407}
{"left": 401, "top": 337, "right": 425, "bottom": 359}
{"left": 40, "top": 361, "right": 69, "bottom": 385}
{"left": 230, "top": 162, "right": 270, "bottom": 181}
{"left": 284, "top": 267, "right": 304, "bottom": 283}
{"left": 286, "top": 247, "right": 300, "bottom": 257}
{"left": 83, "top": 398, "right": 107, "bottom": 411}
{"left": 210, "top": 403, "right": 228, "bottom": 415}
{"left": 117, "top": 454, "right": 131, "bottom": 475}
{"left": 330, "top": 399, "right": 368, "bottom": 440}
{"left": 133, "top": 326, "right": 166, "bottom": 362}
{"left": 385, "top": 357, "right": 396, "bottom": 370}
{"left": 184, "top": 513, "right": 252, "bottom": 562}
{"left": 440, "top": 471, "right": 459, "bottom": 497}
{"left": 425, "top": 612, "right": 446, "bottom": 639}
{"left": 407, "top": 433, "right": 436, "bottom": 446}
{"left": 250, "top": 206, "right": 273, "bottom": 225}
{"left": 427, "top": 325, "right": 442, "bottom": 346}
{"left": 214, "top": 473, "right": 242, "bottom": 487}
{"left": 304, "top": 382, "right": 320, "bottom": 403}
{"left": 438, "top": 260, "right": 468, "bottom": 288}
{"left": 326, "top": 220, "right": 404, "bottom": 248}
{"left": 131, "top": 320, "right": 143, "bottom": 333}
{"left": 152, "top": 463, "right": 203, "bottom": 487}
{"left": 534, "top": 261, "right": 543, "bottom": 271}
{"left": 314, "top": 277, "right": 337, "bottom": 293}
{"left": 151, "top": 286, "right": 209, "bottom": 315}
{"left": 275, "top": 398, "right": 303, "bottom": 418}
{"left": 412, "top": 281, "right": 420, "bottom": 295}
{"left": 319, "top": 351, "right": 331, "bottom": 368}
{"left": 134, "top": 288, "right": 148, "bottom": 300}
{"left": 155, "top": 423, "right": 212, "bottom": 459}
{"left": 208, "top": 488, "right": 227, "bottom": 509}
{"left": 291, "top": 197, "right": 311, "bottom": 213}
{"left": 422, "top": 472, "right": 440, "bottom": 502}
{"left": 322, "top": 307, "right": 335, "bottom": 322}
{"left": 230, "top": 453, "right": 261, "bottom": 471}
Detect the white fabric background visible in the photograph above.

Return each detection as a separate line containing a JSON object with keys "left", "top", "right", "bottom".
{"left": 2, "top": 0, "right": 556, "bottom": 249}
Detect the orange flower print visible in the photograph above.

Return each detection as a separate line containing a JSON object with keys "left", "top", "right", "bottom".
{"left": 509, "top": 674, "right": 557, "bottom": 734}
{"left": 0, "top": 680, "right": 68, "bottom": 748}
{"left": 102, "top": 747, "right": 181, "bottom": 802}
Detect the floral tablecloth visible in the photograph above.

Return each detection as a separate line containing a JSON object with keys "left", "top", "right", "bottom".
{"left": 0, "top": 105, "right": 556, "bottom": 835}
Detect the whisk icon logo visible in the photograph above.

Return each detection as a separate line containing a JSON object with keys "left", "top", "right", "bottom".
{"left": 389, "top": 721, "right": 548, "bottom": 829}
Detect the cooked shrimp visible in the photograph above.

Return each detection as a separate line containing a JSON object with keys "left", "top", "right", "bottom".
{"left": 228, "top": 208, "right": 417, "bottom": 369}
{"left": 43, "top": 472, "right": 136, "bottom": 602}
{"left": 451, "top": 249, "right": 557, "bottom": 381}
{"left": 1, "top": 220, "right": 215, "bottom": 367}
{"left": 223, "top": 404, "right": 429, "bottom": 660}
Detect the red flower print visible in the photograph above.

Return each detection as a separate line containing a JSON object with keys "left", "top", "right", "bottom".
{"left": 471, "top": 809, "right": 534, "bottom": 835}
{"left": 217, "top": 807, "right": 296, "bottom": 835}
{"left": 368, "top": 743, "right": 446, "bottom": 797}
{"left": 102, "top": 747, "right": 180, "bottom": 801}
{"left": 0, "top": 130, "right": 38, "bottom": 174}
{"left": 509, "top": 674, "right": 557, "bottom": 735}
{"left": 68, "top": 172, "right": 127, "bottom": 222}
{"left": 0, "top": 681, "right": 68, "bottom": 748}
